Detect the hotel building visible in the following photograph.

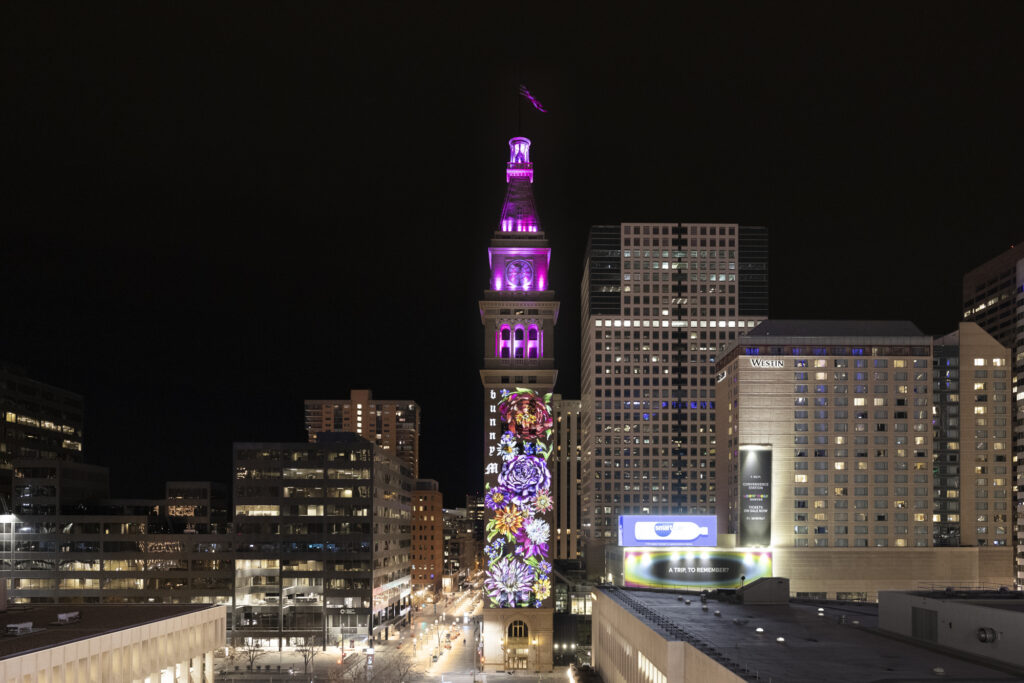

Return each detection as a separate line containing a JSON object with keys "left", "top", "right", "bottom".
{"left": 713, "top": 320, "right": 1013, "bottom": 599}
{"left": 304, "top": 390, "right": 420, "bottom": 478}
{"left": 580, "top": 223, "right": 768, "bottom": 568}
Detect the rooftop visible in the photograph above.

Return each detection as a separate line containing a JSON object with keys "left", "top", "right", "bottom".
{"left": 746, "top": 319, "right": 925, "bottom": 338}
{"left": 0, "top": 604, "right": 218, "bottom": 660}
{"left": 600, "top": 587, "right": 1021, "bottom": 682}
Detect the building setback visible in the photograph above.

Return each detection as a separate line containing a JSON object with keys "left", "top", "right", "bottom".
{"left": 305, "top": 390, "right": 420, "bottom": 478}
{"left": 551, "top": 395, "right": 581, "bottom": 560}
{"left": 580, "top": 223, "right": 768, "bottom": 569}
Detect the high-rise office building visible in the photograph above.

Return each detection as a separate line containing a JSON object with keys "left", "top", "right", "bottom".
{"left": 479, "top": 137, "right": 556, "bottom": 671}
{"left": 1, "top": 363, "right": 85, "bottom": 507}
{"left": 580, "top": 223, "right": 768, "bottom": 566}
{"left": 305, "top": 390, "right": 420, "bottom": 478}
{"left": 442, "top": 507, "right": 476, "bottom": 591}
{"left": 551, "top": 396, "right": 581, "bottom": 560}
{"left": 411, "top": 479, "right": 444, "bottom": 596}
{"left": 962, "top": 245, "right": 1024, "bottom": 585}
{"left": 232, "top": 434, "right": 411, "bottom": 648}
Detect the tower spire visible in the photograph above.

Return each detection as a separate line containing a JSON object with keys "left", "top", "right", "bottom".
{"left": 498, "top": 137, "right": 540, "bottom": 233}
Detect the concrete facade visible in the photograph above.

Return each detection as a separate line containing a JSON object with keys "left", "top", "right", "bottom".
{"left": 552, "top": 396, "right": 582, "bottom": 560}
{"left": 481, "top": 607, "right": 554, "bottom": 672}
{"left": 592, "top": 590, "right": 742, "bottom": 683}
{"left": 0, "top": 605, "right": 225, "bottom": 682}
{"left": 879, "top": 590, "right": 1024, "bottom": 669}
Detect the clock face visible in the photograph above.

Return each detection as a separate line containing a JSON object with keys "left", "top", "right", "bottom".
{"left": 504, "top": 259, "right": 535, "bottom": 288}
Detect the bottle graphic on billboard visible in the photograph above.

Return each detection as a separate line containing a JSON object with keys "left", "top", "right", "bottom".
{"left": 634, "top": 521, "right": 709, "bottom": 542}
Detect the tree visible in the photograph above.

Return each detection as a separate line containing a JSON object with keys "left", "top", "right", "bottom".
{"left": 330, "top": 650, "right": 416, "bottom": 683}
{"left": 295, "top": 633, "right": 323, "bottom": 674}
{"left": 237, "top": 637, "right": 266, "bottom": 671}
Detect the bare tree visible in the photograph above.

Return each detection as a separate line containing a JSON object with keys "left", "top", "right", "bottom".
{"left": 329, "top": 650, "right": 416, "bottom": 683}
{"left": 237, "top": 637, "right": 266, "bottom": 671}
{"left": 294, "top": 633, "right": 322, "bottom": 674}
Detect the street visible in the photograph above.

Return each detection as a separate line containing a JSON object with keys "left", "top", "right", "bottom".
{"left": 213, "top": 584, "right": 487, "bottom": 681}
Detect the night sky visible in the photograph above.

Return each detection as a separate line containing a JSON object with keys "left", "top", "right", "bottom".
{"left": 3, "top": 4, "right": 1023, "bottom": 506}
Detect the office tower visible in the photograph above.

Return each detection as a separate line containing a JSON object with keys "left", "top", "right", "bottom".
{"left": 442, "top": 507, "right": 476, "bottom": 591}
{"left": 304, "top": 390, "right": 420, "bottom": 478}
{"left": 580, "top": 223, "right": 768, "bottom": 565}
{"left": 412, "top": 479, "right": 444, "bottom": 597}
{"left": 962, "top": 246, "right": 1024, "bottom": 585}
{"left": 0, "top": 363, "right": 85, "bottom": 506}
{"left": 550, "top": 395, "right": 581, "bottom": 560}
{"left": 465, "top": 493, "right": 487, "bottom": 544}
{"left": 232, "top": 434, "right": 411, "bottom": 648}
{"left": 479, "top": 136, "right": 556, "bottom": 672}
{"left": 710, "top": 320, "right": 1013, "bottom": 599}
{"left": 933, "top": 323, "right": 1013, "bottom": 548}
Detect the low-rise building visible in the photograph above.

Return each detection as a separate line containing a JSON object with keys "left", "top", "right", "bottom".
{"left": 0, "top": 604, "right": 225, "bottom": 682}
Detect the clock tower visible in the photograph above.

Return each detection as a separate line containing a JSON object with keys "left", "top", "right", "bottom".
{"left": 479, "top": 137, "right": 557, "bottom": 672}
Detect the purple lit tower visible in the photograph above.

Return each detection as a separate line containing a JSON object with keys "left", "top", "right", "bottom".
{"left": 479, "top": 137, "right": 556, "bottom": 672}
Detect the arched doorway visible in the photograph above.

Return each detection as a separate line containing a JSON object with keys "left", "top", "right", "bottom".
{"left": 505, "top": 620, "right": 529, "bottom": 670}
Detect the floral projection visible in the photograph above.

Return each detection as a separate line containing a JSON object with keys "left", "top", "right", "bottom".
{"left": 484, "top": 387, "right": 553, "bottom": 608}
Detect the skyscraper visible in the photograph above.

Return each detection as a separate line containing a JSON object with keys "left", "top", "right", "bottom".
{"left": 304, "top": 390, "right": 420, "bottom": 478}
{"left": 962, "top": 245, "right": 1024, "bottom": 585}
{"left": 479, "top": 137, "right": 556, "bottom": 672}
{"left": 580, "top": 223, "right": 768, "bottom": 567}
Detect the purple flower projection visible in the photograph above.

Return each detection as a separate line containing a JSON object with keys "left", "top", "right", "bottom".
{"left": 485, "top": 387, "right": 554, "bottom": 608}
{"left": 485, "top": 556, "right": 534, "bottom": 608}
{"left": 498, "top": 455, "right": 550, "bottom": 505}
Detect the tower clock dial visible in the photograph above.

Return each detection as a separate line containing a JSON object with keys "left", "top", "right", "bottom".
{"left": 504, "top": 259, "right": 535, "bottom": 288}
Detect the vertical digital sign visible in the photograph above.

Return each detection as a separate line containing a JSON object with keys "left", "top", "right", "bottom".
{"left": 739, "top": 446, "right": 772, "bottom": 547}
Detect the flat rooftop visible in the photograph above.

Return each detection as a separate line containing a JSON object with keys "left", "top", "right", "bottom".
{"left": 601, "top": 588, "right": 1021, "bottom": 682}
{"left": 0, "top": 604, "right": 218, "bottom": 660}
{"left": 906, "top": 589, "right": 1024, "bottom": 614}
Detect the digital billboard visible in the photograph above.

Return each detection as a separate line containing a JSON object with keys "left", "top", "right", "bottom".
{"left": 618, "top": 515, "right": 717, "bottom": 547}
{"left": 623, "top": 550, "right": 772, "bottom": 590}
{"left": 739, "top": 446, "right": 772, "bottom": 547}
{"left": 483, "top": 388, "right": 554, "bottom": 608}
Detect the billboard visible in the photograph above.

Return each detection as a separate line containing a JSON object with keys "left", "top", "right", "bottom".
{"left": 624, "top": 549, "right": 772, "bottom": 590}
{"left": 618, "top": 515, "right": 717, "bottom": 547}
{"left": 739, "top": 446, "right": 772, "bottom": 547}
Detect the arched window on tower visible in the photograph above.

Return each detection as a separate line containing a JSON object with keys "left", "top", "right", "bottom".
{"left": 497, "top": 326, "right": 512, "bottom": 359}
{"left": 513, "top": 326, "right": 525, "bottom": 358}
{"left": 527, "top": 325, "right": 539, "bottom": 359}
